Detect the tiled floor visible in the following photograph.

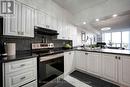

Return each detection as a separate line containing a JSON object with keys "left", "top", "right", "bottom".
{"left": 68, "top": 71, "right": 120, "bottom": 87}
{"left": 64, "top": 75, "right": 92, "bottom": 87}
{"left": 41, "top": 71, "right": 120, "bottom": 87}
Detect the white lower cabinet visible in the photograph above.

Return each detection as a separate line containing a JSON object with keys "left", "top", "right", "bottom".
{"left": 64, "top": 51, "right": 75, "bottom": 77}
{"left": 75, "top": 51, "right": 130, "bottom": 87}
{"left": 3, "top": 58, "right": 37, "bottom": 87}
{"left": 87, "top": 52, "right": 102, "bottom": 76}
{"left": 75, "top": 51, "right": 88, "bottom": 71}
{"left": 102, "top": 54, "right": 118, "bottom": 82}
{"left": 119, "top": 55, "right": 130, "bottom": 87}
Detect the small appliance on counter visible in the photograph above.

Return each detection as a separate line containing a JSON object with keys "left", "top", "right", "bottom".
{"left": 6, "top": 43, "right": 16, "bottom": 56}
{"left": 96, "top": 42, "right": 106, "bottom": 48}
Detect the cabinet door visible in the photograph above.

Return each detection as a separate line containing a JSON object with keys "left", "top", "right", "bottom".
{"left": 22, "top": 5, "right": 34, "bottom": 37}
{"left": 51, "top": 17, "right": 58, "bottom": 31}
{"left": 4, "top": 1, "right": 21, "bottom": 36}
{"left": 87, "top": 52, "right": 102, "bottom": 76}
{"left": 64, "top": 51, "right": 75, "bottom": 77}
{"left": 45, "top": 14, "right": 51, "bottom": 29}
{"left": 62, "top": 21, "right": 68, "bottom": 40}
{"left": 102, "top": 54, "right": 118, "bottom": 82}
{"left": 57, "top": 19, "right": 63, "bottom": 39}
{"left": 75, "top": 51, "right": 88, "bottom": 71}
{"left": 119, "top": 56, "right": 130, "bottom": 86}
{"left": 35, "top": 10, "right": 46, "bottom": 28}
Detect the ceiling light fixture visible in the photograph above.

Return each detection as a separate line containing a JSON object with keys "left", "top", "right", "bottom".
{"left": 96, "top": 19, "right": 99, "bottom": 21}
{"left": 83, "top": 22, "right": 86, "bottom": 24}
{"left": 112, "top": 14, "right": 118, "bottom": 17}
{"left": 101, "top": 27, "right": 111, "bottom": 31}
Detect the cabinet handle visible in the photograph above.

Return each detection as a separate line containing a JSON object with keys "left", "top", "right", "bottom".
{"left": 20, "top": 64, "right": 25, "bottom": 67}
{"left": 20, "top": 76, "right": 26, "bottom": 80}
{"left": 18, "top": 31, "right": 20, "bottom": 35}
{"left": 115, "top": 56, "right": 118, "bottom": 59}
{"left": 21, "top": 32, "right": 24, "bottom": 35}
{"left": 118, "top": 57, "right": 121, "bottom": 60}
{"left": 85, "top": 53, "right": 88, "bottom": 55}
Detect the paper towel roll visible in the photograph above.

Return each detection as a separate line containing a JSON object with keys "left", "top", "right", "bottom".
{"left": 6, "top": 43, "right": 16, "bottom": 56}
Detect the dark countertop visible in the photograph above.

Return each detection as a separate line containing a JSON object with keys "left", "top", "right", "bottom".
{"left": 1, "top": 48, "right": 130, "bottom": 63}
{"left": 0, "top": 51, "right": 38, "bottom": 63}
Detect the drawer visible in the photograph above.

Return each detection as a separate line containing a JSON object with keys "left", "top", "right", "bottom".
{"left": 5, "top": 58, "right": 37, "bottom": 73}
{"left": 5, "top": 68, "right": 37, "bottom": 87}
{"left": 21, "top": 81, "right": 37, "bottom": 87}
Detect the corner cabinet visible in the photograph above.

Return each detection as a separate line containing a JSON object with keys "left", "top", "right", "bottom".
{"left": 75, "top": 51, "right": 88, "bottom": 72}
{"left": 3, "top": 1, "right": 35, "bottom": 37}
{"left": 64, "top": 51, "right": 75, "bottom": 77}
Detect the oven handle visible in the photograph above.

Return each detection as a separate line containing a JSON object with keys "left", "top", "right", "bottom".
{"left": 40, "top": 53, "right": 64, "bottom": 62}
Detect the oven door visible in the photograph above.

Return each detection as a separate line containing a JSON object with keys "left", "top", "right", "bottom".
{"left": 39, "top": 56, "right": 64, "bottom": 86}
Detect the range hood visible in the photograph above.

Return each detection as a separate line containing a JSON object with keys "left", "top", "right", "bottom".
{"left": 34, "top": 26, "right": 59, "bottom": 36}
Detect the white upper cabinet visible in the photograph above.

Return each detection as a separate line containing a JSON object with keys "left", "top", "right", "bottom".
{"left": 4, "top": 1, "right": 21, "bottom": 36}
{"left": 45, "top": 14, "right": 51, "bottom": 29}
{"left": 35, "top": 10, "right": 46, "bottom": 28}
{"left": 22, "top": 4, "right": 35, "bottom": 37}
{"left": 51, "top": 16, "right": 58, "bottom": 31}
{"left": 102, "top": 54, "right": 118, "bottom": 82}
{"left": 119, "top": 55, "right": 130, "bottom": 87}
{"left": 87, "top": 52, "right": 102, "bottom": 76}
{"left": 57, "top": 19, "right": 63, "bottom": 39}
{"left": 3, "top": 1, "right": 35, "bottom": 37}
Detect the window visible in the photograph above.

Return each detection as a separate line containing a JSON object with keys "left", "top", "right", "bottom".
{"left": 122, "top": 31, "right": 129, "bottom": 49}
{"left": 112, "top": 32, "right": 121, "bottom": 47}
{"left": 105, "top": 33, "right": 111, "bottom": 45}
{"left": 102, "top": 31, "right": 130, "bottom": 49}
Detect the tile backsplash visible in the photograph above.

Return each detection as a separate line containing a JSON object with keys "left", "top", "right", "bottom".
{"left": 0, "top": 35, "right": 72, "bottom": 51}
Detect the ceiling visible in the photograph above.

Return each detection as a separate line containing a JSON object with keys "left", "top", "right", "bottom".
{"left": 90, "top": 10, "right": 130, "bottom": 31}
{"left": 53, "top": 0, "right": 130, "bottom": 33}
{"left": 53, "top": 0, "right": 107, "bottom": 14}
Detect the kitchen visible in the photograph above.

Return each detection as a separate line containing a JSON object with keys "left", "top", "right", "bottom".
{"left": 0, "top": 0, "right": 130, "bottom": 87}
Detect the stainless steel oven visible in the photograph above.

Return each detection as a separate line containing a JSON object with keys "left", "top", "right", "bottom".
{"left": 38, "top": 53, "right": 64, "bottom": 86}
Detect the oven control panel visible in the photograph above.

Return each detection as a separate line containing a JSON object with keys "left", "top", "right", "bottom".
{"left": 32, "top": 43, "right": 54, "bottom": 49}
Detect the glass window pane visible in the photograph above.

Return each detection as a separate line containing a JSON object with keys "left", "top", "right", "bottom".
{"left": 122, "top": 31, "right": 129, "bottom": 49}
{"left": 112, "top": 32, "right": 121, "bottom": 43}
{"left": 104, "top": 33, "right": 111, "bottom": 44}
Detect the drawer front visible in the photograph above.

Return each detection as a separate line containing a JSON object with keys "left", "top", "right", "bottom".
{"left": 5, "top": 69, "right": 37, "bottom": 87}
{"left": 21, "top": 81, "right": 37, "bottom": 87}
{"left": 5, "top": 58, "right": 37, "bottom": 73}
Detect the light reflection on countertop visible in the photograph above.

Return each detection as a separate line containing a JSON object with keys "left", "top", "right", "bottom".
{"left": 74, "top": 47, "right": 130, "bottom": 55}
